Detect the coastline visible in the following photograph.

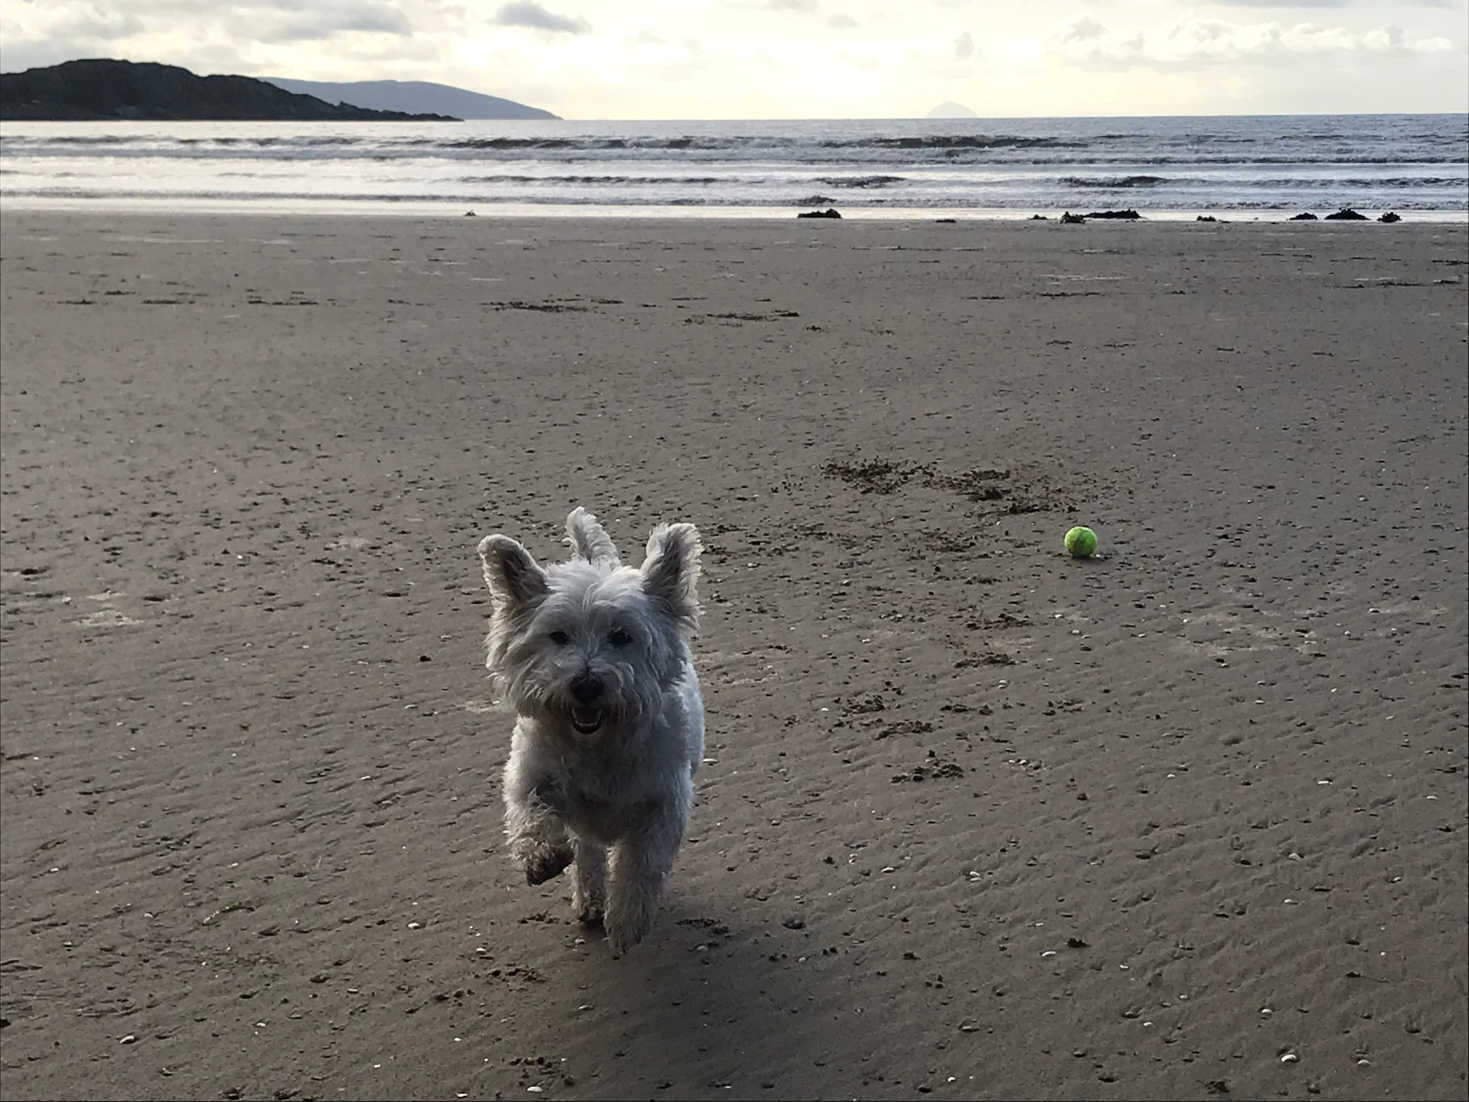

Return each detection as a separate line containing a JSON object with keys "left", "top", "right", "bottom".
{"left": 2, "top": 210, "right": 1465, "bottom": 1101}
{"left": 2, "top": 193, "right": 1469, "bottom": 221}
{"left": 3, "top": 195, "right": 1467, "bottom": 222}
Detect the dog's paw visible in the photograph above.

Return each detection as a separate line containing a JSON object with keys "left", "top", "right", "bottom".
{"left": 523, "top": 843, "right": 574, "bottom": 885}
{"left": 571, "top": 878, "right": 605, "bottom": 924}
{"left": 605, "top": 920, "right": 647, "bottom": 957}
{"left": 604, "top": 904, "right": 652, "bottom": 957}
{"left": 572, "top": 897, "right": 605, "bottom": 926}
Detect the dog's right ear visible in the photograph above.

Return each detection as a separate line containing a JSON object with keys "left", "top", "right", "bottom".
{"left": 477, "top": 535, "right": 548, "bottom": 608}
{"left": 640, "top": 522, "right": 702, "bottom": 633}
{"left": 565, "top": 507, "right": 621, "bottom": 566}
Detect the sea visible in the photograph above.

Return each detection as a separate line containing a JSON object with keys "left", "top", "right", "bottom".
{"left": 1, "top": 113, "right": 1466, "bottom": 221}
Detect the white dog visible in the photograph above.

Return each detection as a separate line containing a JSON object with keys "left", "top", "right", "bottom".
{"left": 476, "top": 508, "right": 705, "bottom": 955}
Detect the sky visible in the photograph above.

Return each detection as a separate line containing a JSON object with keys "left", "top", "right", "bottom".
{"left": 2, "top": 0, "right": 1466, "bottom": 119}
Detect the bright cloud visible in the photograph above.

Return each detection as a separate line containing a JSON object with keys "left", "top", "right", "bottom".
{"left": 1055, "top": 16, "right": 1459, "bottom": 67}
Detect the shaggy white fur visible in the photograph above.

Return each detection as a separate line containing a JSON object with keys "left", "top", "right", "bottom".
{"left": 476, "top": 507, "right": 704, "bottom": 955}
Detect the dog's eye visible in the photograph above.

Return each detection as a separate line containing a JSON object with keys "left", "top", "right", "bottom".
{"left": 549, "top": 630, "right": 571, "bottom": 646}
{"left": 608, "top": 627, "right": 633, "bottom": 647}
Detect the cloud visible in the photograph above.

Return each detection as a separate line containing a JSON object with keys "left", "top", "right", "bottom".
{"left": 1372, "top": 27, "right": 1452, "bottom": 51}
{"left": 768, "top": 0, "right": 819, "bottom": 10}
{"left": 1054, "top": 17, "right": 1458, "bottom": 67}
{"left": 828, "top": 13, "right": 859, "bottom": 29}
{"left": 1356, "top": 24, "right": 1451, "bottom": 52}
{"left": 494, "top": 2, "right": 588, "bottom": 33}
{"left": 1209, "top": 0, "right": 1351, "bottom": 7}
{"left": 2, "top": 2, "right": 141, "bottom": 42}
{"left": 1062, "top": 17, "right": 1105, "bottom": 42}
{"left": 263, "top": 4, "right": 413, "bottom": 42}
{"left": 953, "top": 31, "right": 973, "bottom": 60}
{"left": 337, "top": 5, "right": 415, "bottom": 34}
{"left": 5, "top": 0, "right": 417, "bottom": 48}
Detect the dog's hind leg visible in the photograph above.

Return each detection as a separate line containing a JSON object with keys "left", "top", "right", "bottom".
{"left": 572, "top": 838, "right": 607, "bottom": 924}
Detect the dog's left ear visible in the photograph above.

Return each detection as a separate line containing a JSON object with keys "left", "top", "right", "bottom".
{"left": 640, "top": 522, "right": 702, "bottom": 632}
{"left": 565, "top": 506, "right": 621, "bottom": 566}
{"left": 477, "top": 534, "right": 549, "bottom": 610}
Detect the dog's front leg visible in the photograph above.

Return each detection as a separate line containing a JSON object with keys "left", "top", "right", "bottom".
{"left": 502, "top": 758, "right": 573, "bottom": 885}
{"left": 572, "top": 838, "right": 607, "bottom": 924}
{"left": 604, "top": 794, "right": 689, "bottom": 955}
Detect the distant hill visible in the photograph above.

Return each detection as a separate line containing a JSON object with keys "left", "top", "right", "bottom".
{"left": 927, "top": 101, "right": 978, "bottom": 118}
{"left": 0, "top": 59, "right": 459, "bottom": 121}
{"left": 263, "top": 78, "right": 557, "bottom": 120}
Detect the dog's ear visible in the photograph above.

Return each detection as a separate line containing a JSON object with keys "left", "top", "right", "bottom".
{"left": 477, "top": 535, "right": 548, "bottom": 609}
{"left": 565, "top": 506, "right": 620, "bottom": 566}
{"left": 640, "top": 522, "right": 701, "bottom": 631}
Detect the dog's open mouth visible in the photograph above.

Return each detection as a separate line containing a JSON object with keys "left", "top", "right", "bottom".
{"left": 569, "top": 705, "right": 604, "bottom": 735}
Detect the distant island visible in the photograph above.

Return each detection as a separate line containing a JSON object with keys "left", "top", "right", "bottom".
{"left": 926, "top": 101, "right": 978, "bottom": 118}
{"left": 262, "top": 78, "right": 557, "bottom": 120}
{"left": 0, "top": 59, "right": 459, "bottom": 121}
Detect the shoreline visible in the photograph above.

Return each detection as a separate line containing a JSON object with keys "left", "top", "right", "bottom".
{"left": 3, "top": 196, "right": 1466, "bottom": 223}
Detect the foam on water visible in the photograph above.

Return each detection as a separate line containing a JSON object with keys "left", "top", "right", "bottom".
{"left": 2, "top": 113, "right": 1465, "bottom": 219}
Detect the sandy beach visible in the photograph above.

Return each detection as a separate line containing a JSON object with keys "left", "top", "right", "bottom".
{"left": 1, "top": 211, "right": 1465, "bottom": 1101}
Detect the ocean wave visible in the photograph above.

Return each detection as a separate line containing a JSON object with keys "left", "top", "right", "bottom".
{"left": 1061, "top": 175, "right": 1168, "bottom": 188}
{"left": 440, "top": 135, "right": 795, "bottom": 151}
{"left": 0, "top": 134, "right": 135, "bottom": 145}
{"left": 7, "top": 145, "right": 1462, "bottom": 170}
{"left": 2, "top": 113, "right": 1464, "bottom": 216}
{"left": 458, "top": 173, "right": 725, "bottom": 184}
{"left": 822, "top": 135, "right": 1083, "bottom": 150}
{"left": 814, "top": 175, "right": 905, "bottom": 188}
{"left": 1242, "top": 175, "right": 1466, "bottom": 188}
{"left": 4, "top": 128, "right": 1466, "bottom": 172}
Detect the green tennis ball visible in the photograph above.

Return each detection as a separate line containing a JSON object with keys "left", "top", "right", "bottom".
{"left": 1064, "top": 526, "right": 1097, "bottom": 557}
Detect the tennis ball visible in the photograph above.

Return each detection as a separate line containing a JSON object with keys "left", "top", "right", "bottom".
{"left": 1064, "top": 526, "right": 1097, "bottom": 557}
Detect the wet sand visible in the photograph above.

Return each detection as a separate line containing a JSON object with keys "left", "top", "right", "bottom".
{"left": 1, "top": 211, "right": 1465, "bottom": 1101}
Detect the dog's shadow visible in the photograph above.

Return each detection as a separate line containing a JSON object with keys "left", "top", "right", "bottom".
{"left": 543, "top": 892, "right": 834, "bottom": 1095}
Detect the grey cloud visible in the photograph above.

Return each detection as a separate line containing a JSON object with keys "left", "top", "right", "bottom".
{"left": 1064, "top": 17, "right": 1106, "bottom": 42}
{"left": 128, "top": 0, "right": 382, "bottom": 13}
{"left": 343, "top": 6, "right": 414, "bottom": 33}
{"left": 1209, "top": 0, "right": 1353, "bottom": 7}
{"left": 122, "top": 0, "right": 417, "bottom": 39}
{"left": 0, "top": 41, "right": 100, "bottom": 72}
{"left": 828, "top": 13, "right": 859, "bottom": 27}
{"left": 38, "top": 6, "right": 145, "bottom": 41}
{"left": 495, "top": 1, "right": 589, "bottom": 32}
{"left": 261, "top": 4, "right": 412, "bottom": 43}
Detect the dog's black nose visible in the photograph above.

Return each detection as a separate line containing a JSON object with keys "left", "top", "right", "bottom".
{"left": 569, "top": 673, "right": 602, "bottom": 702}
